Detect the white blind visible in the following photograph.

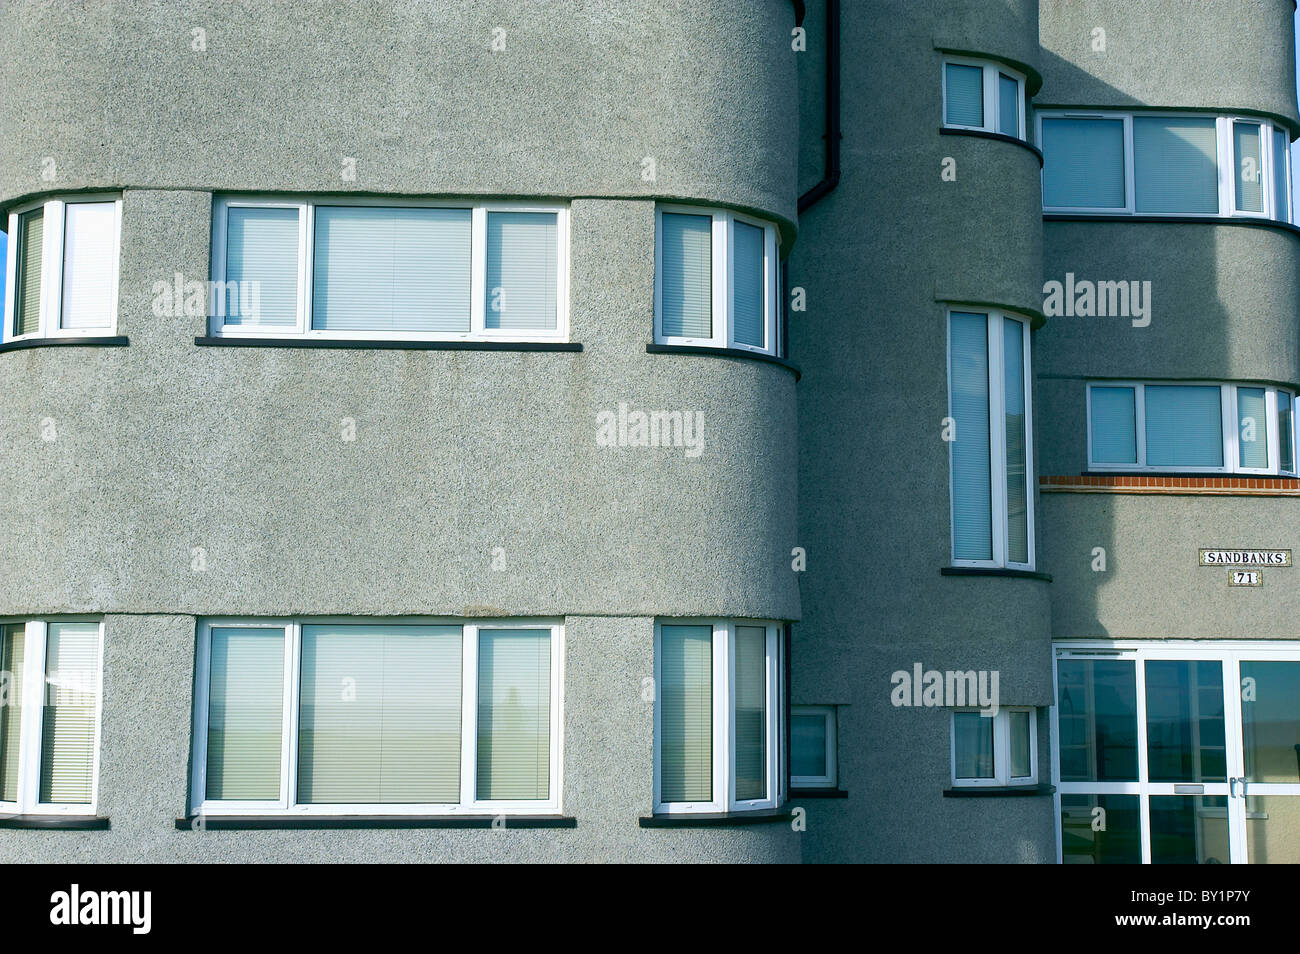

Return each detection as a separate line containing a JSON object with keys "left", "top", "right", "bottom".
{"left": 0, "top": 624, "right": 24, "bottom": 802}
{"left": 949, "top": 312, "right": 992, "bottom": 561}
{"left": 15, "top": 210, "right": 43, "bottom": 336}
{"left": 944, "top": 64, "right": 983, "bottom": 127}
{"left": 660, "top": 213, "right": 712, "bottom": 339}
{"left": 1002, "top": 318, "right": 1029, "bottom": 564}
{"left": 732, "top": 222, "right": 765, "bottom": 347}
{"left": 60, "top": 202, "right": 116, "bottom": 330}
{"left": 1234, "top": 122, "right": 1265, "bottom": 213}
{"left": 1090, "top": 386, "right": 1137, "bottom": 464}
{"left": 1010, "top": 711, "right": 1032, "bottom": 778}
{"left": 476, "top": 629, "right": 551, "bottom": 800}
{"left": 484, "top": 212, "right": 557, "bottom": 330}
{"left": 1274, "top": 128, "right": 1291, "bottom": 222}
{"left": 791, "top": 713, "right": 826, "bottom": 779}
{"left": 312, "top": 207, "right": 471, "bottom": 332}
{"left": 998, "top": 73, "right": 1019, "bottom": 137}
{"left": 225, "top": 207, "right": 300, "bottom": 326}
{"left": 659, "top": 624, "right": 713, "bottom": 802}
{"left": 1134, "top": 117, "right": 1218, "bottom": 214}
{"left": 206, "top": 627, "right": 284, "bottom": 801}
{"left": 1237, "top": 387, "right": 1268, "bottom": 468}
{"left": 733, "top": 625, "right": 767, "bottom": 800}
{"left": 298, "top": 625, "right": 462, "bottom": 804}
{"left": 1145, "top": 385, "right": 1223, "bottom": 467}
{"left": 953, "top": 712, "right": 994, "bottom": 779}
{"left": 39, "top": 623, "right": 99, "bottom": 805}
{"left": 1042, "top": 118, "right": 1126, "bottom": 209}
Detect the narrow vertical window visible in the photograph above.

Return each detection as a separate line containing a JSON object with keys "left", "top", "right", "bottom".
{"left": 206, "top": 626, "right": 285, "bottom": 801}
{"left": 485, "top": 211, "right": 558, "bottom": 331}
{"left": 0, "top": 624, "right": 24, "bottom": 803}
{"left": 1003, "top": 317, "right": 1029, "bottom": 565}
{"left": 998, "top": 72, "right": 1020, "bottom": 137}
{"left": 14, "top": 209, "right": 43, "bottom": 337}
{"left": 476, "top": 628, "right": 552, "bottom": 800}
{"left": 38, "top": 622, "right": 101, "bottom": 805}
{"left": 1233, "top": 121, "right": 1265, "bottom": 213}
{"left": 1237, "top": 387, "right": 1269, "bottom": 469}
{"left": 944, "top": 63, "right": 984, "bottom": 128}
{"left": 948, "top": 312, "right": 993, "bottom": 562}
{"left": 731, "top": 221, "right": 765, "bottom": 349}
{"left": 659, "top": 212, "right": 713, "bottom": 340}
{"left": 1273, "top": 127, "right": 1291, "bottom": 222}
{"left": 225, "top": 206, "right": 300, "bottom": 327}
{"left": 1280, "top": 393, "right": 1295, "bottom": 473}
{"left": 658, "top": 624, "right": 713, "bottom": 804}
{"left": 953, "top": 712, "right": 995, "bottom": 781}
{"left": 732, "top": 625, "right": 767, "bottom": 801}
{"left": 59, "top": 202, "right": 116, "bottom": 330}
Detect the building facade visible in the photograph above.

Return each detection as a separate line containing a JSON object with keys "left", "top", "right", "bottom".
{"left": 0, "top": 0, "right": 1296, "bottom": 863}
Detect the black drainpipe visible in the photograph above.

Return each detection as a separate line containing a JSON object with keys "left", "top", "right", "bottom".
{"left": 797, "top": 0, "right": 841, "bottom": 214}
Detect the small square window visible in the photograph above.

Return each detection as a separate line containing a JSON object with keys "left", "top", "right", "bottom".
{"left": 791, "top": 705, "right": 837, "bottom": 789}
{"left": 951, "top": 707, "right": 1037, "bottom": 787}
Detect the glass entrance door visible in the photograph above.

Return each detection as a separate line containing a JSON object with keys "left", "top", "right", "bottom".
{"left": 1053, "top": 643, "right": 1300, "bottom": 864}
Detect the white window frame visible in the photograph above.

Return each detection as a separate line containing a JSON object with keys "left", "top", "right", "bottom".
{"left": 209, "top": 196, "right": 570, "bottom": 343}
{"left": 1085, "top": 382, "right": 1299, "bottom": 476}
{"left": 941, "top": 56, "right": 1027, "bottom": 141}
{"left": 653, "top": 205, "right": 780, "bottom": 357}
{"left": 189, "top": 617, "right": 564, "bottom": 817}
{"left": 945, "top": 308, "right": 1037, "bottom": 571}
{"left": 652, "top": 619, "right": 783, "bottom": 815}
{"left": 950, "top": 706, "right": 1037, "bottom": 788}
{"left": 1039, "top": 110, "right": 1293, "bottom": 220}
{"left": 0, "top": 618, "right": 105, "bottom": 816}
{"left": 3, "top": 195, "right": 122, "bottom": 343}
{"left": 791, "top": 704, "right": 837, "bottom": 789}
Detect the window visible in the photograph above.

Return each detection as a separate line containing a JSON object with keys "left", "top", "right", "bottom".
{"left": 209, "top": 198, "right": 569, "bottom": 341}
{"left": 947, "top": 309, "right": 1035, "bottom": 569}
{"left": 3, "top": 197, "right": 121, "bottom": 341}
{"left": 942, "top": 57, "right": 1027, "bottom": 141}
{"left": 951, "top": 707, "right": 1036, "bottom": 787}
{"left": 654, "top": 620, "right": 783, "bottom": 814}
{"left": 1087, "top": 382, "right": 1298, "bottom": 475}
{"left": 0, "top": 620, "right": 104, "bottom": 815}
{"left": 791, "top": 705, "right": 837, "bottom": 789}
{"left": 1040, "top": 111, "right": 1293, "bottom": 220}
{"left": 190, "top": 619, "right": 562, "bottom": 815}
{"left": 654, "top": 207, "right": 780, "bottom": 356}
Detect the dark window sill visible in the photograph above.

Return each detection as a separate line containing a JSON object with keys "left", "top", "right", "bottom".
{"left": 0, "top": 336, "right": 128, "bottom": 354}
{"left": 174, "top": 814, "right": 575, "bottom": 830}
{"left": 646, "top": 343, "right": 801, "bottom": 381}
{"left": 194, "top": 336, "right": 582, "bottom": 352}
{"left": 639, "top": 807, "right": 792, "bottom": 827}
{"left": 941, "top": 566, "right": 1053, "bottom": 582}
{"left": 939, "top": 127, "right": 1043, "bottom": 166}
{"left": 0, "top": 814, "right": 111, "bottom": 830}
{"left": 1044, "top": 213, "right": 1300, "bottom": 238}
{"left": 943, "top": 783, "right": 1055, "bottom": 798}
{"left": 790, "top": 788, "right": 848, "bottom": 799}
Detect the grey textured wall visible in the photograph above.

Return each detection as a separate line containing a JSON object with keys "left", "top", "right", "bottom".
{"left": 0, "top": 1, "right": 798, "bottom": 233}
{"left": 0, "top": 1, "right": 804, "bottom": 863}
{"left": 1039, "top": 0, "right": 1300, "bottom": 130}
{"left": 790, "top": 0, "right": 1055, "bottom": 863}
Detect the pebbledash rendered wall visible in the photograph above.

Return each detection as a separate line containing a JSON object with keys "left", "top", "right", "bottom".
{"left": 790, "top": 0, "right": 1055, "bottom": 864}
{"left": 0, "top": 1, "right": 801, "bottom": 862}
{"left": 1035, "top": 0, "right": 1300, "bottom": 644}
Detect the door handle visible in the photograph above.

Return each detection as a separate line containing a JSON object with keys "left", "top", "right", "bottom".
{"left": 1229, "top": 777, "right": 1236, "bottom": 797}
